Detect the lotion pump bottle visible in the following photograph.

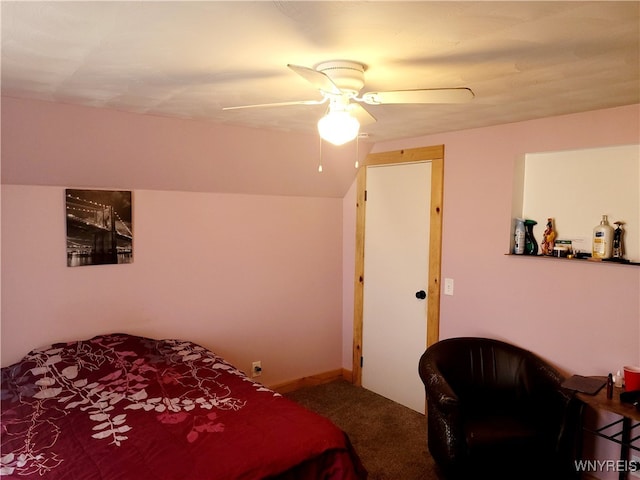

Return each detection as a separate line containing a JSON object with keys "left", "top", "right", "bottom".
{"left": 592, "top": 215, "right": 614, "bottom": 259}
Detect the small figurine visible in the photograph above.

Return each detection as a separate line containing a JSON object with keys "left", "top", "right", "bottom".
{"left": 541, "top": 218, "right": 556, "bottom": 256}
{"left": 613, "top": 221, "right": 625, "bottom": 259}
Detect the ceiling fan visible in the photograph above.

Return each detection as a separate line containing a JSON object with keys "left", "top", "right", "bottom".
{"left": 223, "top": 60, "right": 474, "bottom": 145}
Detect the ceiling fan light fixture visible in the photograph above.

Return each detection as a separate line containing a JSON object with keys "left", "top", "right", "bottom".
{"left": 317, "top": 110, "right": 360, "bottom": 146}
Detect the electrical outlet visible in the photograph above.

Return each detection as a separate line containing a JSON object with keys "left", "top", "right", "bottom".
{"left": 251, "top": 361, "right": 262, "bottom": 378}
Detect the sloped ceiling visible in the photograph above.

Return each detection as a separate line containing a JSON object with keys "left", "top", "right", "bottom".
{"left": 2, "top": 1, "right": 639, "bottom": 143}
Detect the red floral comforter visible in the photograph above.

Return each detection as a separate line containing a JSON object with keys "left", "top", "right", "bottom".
{"left": 1, "top": 333, "right": 366, "bottom": 479}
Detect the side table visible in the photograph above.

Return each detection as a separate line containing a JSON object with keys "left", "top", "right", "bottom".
{"left": 576, "top": 383, "right": 640, "bottom": 480}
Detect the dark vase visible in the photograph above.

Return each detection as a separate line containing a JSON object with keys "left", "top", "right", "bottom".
{"left": 524, "top": 219, "right": 538, "bottom": 255}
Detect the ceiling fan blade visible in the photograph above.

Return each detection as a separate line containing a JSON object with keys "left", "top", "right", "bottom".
{"left": 347, "top": 103, "right": 377, "bottom": 126}
{"left": 288, "top": 64, "right": 341, "bottom": 95}
{"left": 222, "top": 98, "right": 326, "bottom": 110}
{"left": 362, "top": 88, "right": 474, "bottom": 105}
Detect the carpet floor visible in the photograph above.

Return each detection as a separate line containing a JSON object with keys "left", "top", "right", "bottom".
{"left": 285, "top": 380, "right": 444, "bottom": 480}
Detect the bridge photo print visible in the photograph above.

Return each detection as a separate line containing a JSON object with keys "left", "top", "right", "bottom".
{"left": 65, "top": 189, "right": 133, "bottom": 267}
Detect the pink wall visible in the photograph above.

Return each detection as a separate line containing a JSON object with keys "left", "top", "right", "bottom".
{"left": 342, "top": 104, "right": 640, "bottom": 377}
{"left": 1, "top": 186, "right": 343, "bottom": 386}
{"left": 1, "top": 97, "right": 368, "bottom": 198}
{"left": 1, "top": 98, "right": 347, "bottom": 388}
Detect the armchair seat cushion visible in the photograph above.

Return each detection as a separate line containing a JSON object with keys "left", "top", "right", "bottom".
{"left": 464, "top": 413, "right": 540, "bottom": 448}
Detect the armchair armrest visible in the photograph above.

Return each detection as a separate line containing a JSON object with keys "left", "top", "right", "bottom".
{"left": 527, "top": 357, "right": 564, "bottom": 391}
{"left": 419, "top": 349, "right": 459, "bottom": 403}
{"left": 419, "top": 351, "right": 466, "bottom": 471}
{"left": 525, "top": 355, "right": 572, "bottom": 413}
{"left": 524, "top": 353, "right": 582, "bottom": 472}
{"left": 423, "top": 369, "right": 460, "bottom": 412}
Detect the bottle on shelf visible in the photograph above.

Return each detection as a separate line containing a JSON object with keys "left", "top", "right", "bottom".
{"left": 592, "top": 215, "right": 614, "bottom": 259}
{"left": 513, "top": 218, "right": 525, "bottom": 255}
{"left": 613, "top": 221, "right": 625, "bottom": 259}
{"left": 524, "top": 219, "right": 538, "bottom": 255}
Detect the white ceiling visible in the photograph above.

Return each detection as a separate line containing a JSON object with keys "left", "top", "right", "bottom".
{"left": 1, "top": 1, "right": 639, "bottom": 143}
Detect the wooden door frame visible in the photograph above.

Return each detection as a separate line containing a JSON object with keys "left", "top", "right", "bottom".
{"left": 352, "top": 145, "right": 444, "bottom": 386}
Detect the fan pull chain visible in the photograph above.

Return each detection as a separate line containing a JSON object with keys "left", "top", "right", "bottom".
{"left": 355, "top": 135, "right": 359, "bottom": 169}
{"left": 317, "top": 136, "right": 323, "bottom": 173}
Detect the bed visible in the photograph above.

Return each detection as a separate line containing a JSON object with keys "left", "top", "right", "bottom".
{"left": 1, "top": 333, "right": 367, "bottom": 479}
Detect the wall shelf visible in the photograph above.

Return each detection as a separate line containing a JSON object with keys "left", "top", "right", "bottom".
{"left": 505, "top": 253, "right": 640, "bottom": 266}
{"left": 511, "top": 145, "right": 639, "bottom": 264}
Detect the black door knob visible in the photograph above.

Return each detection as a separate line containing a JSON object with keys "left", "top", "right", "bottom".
{"left": 415, "top": 290, "right": 426, "bottom": 300}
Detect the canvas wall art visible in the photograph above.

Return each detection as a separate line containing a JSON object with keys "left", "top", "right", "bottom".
{"left": 66, "top": 189, "right": 133, "bottom": 267}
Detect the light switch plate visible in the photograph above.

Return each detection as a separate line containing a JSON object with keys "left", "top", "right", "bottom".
{"left": 444, "top": 278, "right": 454, "bottom": 296}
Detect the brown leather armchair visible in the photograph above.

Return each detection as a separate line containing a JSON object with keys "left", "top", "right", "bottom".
{"left": 419, "top": 337, "right": 581, "bottom": 479}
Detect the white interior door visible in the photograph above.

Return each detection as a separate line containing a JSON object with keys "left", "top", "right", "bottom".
{"left": 361, "top": 161, "right": 431, "bottom": 413}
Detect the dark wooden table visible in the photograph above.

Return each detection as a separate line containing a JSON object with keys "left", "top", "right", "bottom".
{"left": 576, "top": 383, "right": 640, "bottom": 480}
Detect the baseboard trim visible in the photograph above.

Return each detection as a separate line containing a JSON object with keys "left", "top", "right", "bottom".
{"left": 270, "top": 368, "right": 353, "bottom": 394}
